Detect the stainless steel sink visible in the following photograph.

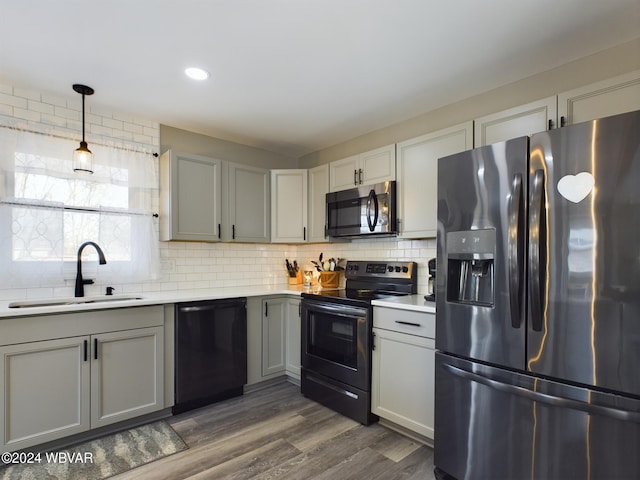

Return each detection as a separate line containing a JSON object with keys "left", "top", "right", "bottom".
{"left": 8, "top": 295, "right": 144, "bottom": 308}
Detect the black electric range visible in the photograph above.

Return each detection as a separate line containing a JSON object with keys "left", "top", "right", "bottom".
{"left": 300, "top": 260, "right": 417, "bottom": 425}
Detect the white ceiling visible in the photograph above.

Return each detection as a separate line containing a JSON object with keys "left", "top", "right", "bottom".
{"left": 1, "top": 0, "right": 639, "bottom": 158}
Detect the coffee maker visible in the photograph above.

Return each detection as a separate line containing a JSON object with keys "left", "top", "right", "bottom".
{"left": 424, "top": 258, "right": 436, "bottom": 301}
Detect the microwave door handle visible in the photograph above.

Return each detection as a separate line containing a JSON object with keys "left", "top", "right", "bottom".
{"left": 366, "top": 189, "right": 378, "bottom": 232}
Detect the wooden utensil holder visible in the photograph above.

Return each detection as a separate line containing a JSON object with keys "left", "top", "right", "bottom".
{"left": 319, "top": 271, "right": 340, "bottom": 288}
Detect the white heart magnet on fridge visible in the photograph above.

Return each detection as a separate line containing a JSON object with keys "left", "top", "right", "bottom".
{"left": 557, "top": 172, "right": 595, "bottom": 203}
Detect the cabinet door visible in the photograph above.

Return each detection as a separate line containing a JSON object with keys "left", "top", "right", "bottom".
{"left": 0, "top": 337, "right": 90, "bottom": 452}
{"left": 474, "top": 96, "right": 557, "bottom": 146}
{"left": 285, "top": 298, "right": 301, "bottom": 379}
{"left": 329, "top": 146, "right": 396, "bottom": 192}
{"left": 270, "top": 169, "right": 308, "bottom": 243}
{"left": 371, "top": 327, "right": 435, "bottom": 440}
{"left": 246, "top": 297, "right": 264, "bottom": 386}
{"left": 91, "top": 326, "right": 164, "bottom": 429}
{"left": 359, "top": 144, "right": 396, "bottom": 185}
{"left": 329, "top": 154, "right": 360, "bottom": 192}
{"left": 160, "top": 150, "right": 222, "bottom": 242}
{"left": 397, "top": 122, "right": 472, "bottom": 238}
{"left": 307, "top": 164, "right": 329, "bottom": 243}
{"left": 262, "top": 298, "right": 286, "bottom": 376}
{"left": 227, "top": 163, "right": 270, "bottom": 242}
{"left": 558, "top": 69, "right": 640, "bottom": 126}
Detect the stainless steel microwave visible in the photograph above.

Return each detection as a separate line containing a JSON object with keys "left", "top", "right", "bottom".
{"left": 326, "top": 181, "right": 397, "bottom": 238}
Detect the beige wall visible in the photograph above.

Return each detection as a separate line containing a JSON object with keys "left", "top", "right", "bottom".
{"left": 299, "top": 37, "right": 640, "bottom": 168}
{"left": 160, "top": 124, "right": 297, "bottom": 169}
{"left": 160, "top": 37, "right": 639, "bottom": 170}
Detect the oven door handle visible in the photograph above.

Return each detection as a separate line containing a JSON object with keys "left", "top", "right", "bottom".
{"left": 304, "top": 302, "right": 369, "bottom": 318}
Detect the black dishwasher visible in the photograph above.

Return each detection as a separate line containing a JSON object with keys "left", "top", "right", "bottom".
{"left": 173, "top": 297, "right": 247, "bottom": 414}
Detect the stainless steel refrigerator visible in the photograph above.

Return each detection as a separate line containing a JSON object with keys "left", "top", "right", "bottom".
{"left": 434, "top": 109, "right": 640, "bottom": 480}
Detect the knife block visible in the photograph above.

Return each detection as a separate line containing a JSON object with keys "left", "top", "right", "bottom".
{"left": 288, "top": 271, "right": 302, "bottom": 285}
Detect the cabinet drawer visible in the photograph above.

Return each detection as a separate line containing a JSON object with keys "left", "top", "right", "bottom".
{"left": 373, "top": 307, "right": 435, "bottom": 339}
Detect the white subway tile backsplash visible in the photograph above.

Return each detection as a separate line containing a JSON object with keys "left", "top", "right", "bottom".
{"left": 132, "top": 132, "right": 153, "bottom": 145}
{"left": 40, "top": 93, "right": 67, "bottom": 108}
{"left": 13, "top": 107, "right": 40, "bottom": 122}
{"left": 54, "top": 105, "right": 79, "bottom": 120}
{"left": 0, "top": 91, "right": 27, "bottom": 108}
{"left": 123, "top": 122, "right": 144, "bottom": 134}
{"left": 27, "top": 99, "right": 54, "bottom": 115}
{"left": 13, "top": 87, "right": 41, "bottom": 101}
{"left": 88, "top": 105, "right": 114, "bottom": 119}
{"left": 40, "top": 113, "right": 68, "bottom": 128}
{"left": 91, "top": 124, "right": 113, "bottom": 137}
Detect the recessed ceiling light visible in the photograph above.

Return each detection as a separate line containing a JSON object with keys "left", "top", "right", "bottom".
{"left": 185, "top": 67, "right": 210, "bottom": 80}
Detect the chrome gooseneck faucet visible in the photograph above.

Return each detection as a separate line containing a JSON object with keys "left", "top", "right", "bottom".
{"left": 75, "top": 241, "right": 107, "bottom": 297}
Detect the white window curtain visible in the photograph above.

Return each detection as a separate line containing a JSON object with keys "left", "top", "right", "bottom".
{"left": 0, "top": 127, "right": 160, "bottom": 289}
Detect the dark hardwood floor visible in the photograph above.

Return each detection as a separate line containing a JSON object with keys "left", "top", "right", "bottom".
{"left": 114, "top": 381, "right": 435, "bottom": 480}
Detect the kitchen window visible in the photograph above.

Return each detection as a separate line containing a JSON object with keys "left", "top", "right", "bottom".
{"left": 0, "top": 127, "right": 160, "bottom": 289}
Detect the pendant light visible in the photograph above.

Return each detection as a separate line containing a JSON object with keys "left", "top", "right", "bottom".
{"left": 72, "top": 84, "right": 95, "bottom": 173}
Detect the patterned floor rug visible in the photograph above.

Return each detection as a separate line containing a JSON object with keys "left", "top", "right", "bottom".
{"left": 0, "top": 420, "right": 188, "bottom": 480}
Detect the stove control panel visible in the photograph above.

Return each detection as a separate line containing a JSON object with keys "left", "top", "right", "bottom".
{"left": 344, "top": 260, "right": 416, "bottom": 280}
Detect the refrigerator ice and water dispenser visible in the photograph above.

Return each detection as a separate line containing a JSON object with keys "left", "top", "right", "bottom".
{"left": 446, "top": 229, "right": 495, "bottom": 306}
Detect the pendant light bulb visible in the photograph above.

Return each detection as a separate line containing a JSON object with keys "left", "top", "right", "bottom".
{"left": 72, "top": 84, "right": 95, "bottom": 174}
{"left": 73, "top": 141, "right": 93, "bottom": 173}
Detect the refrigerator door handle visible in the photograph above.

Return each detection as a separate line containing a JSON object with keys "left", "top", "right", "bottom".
{"left": 529, "top": 169, "right": 545, "bottom": 332}
{"left": 443, "top": 363, "right": 640, "bottom": 423}
{"left": 508, "top": 173, "right": 523, "bottom": 328}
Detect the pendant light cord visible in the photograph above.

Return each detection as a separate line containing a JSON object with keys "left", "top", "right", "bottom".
{"left": 81, "top": 92, "right": 86, "bottom": 144}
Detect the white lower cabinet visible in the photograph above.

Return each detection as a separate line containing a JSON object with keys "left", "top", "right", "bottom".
{"left": 372, "top": 307, "right": 435, "bottom": 441}
{"left": 0, "top": 307, "right": 165, "bottom": 453}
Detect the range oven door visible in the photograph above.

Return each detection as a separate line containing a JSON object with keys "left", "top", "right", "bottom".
{"left": 301, "top": 298, "right": 371, "bottom": 391}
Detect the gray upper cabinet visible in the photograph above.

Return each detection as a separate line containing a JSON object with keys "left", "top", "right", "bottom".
{"left": 558, "top": 69, "right": 640, "bottom": 126}
{"left": 307, "top": 164, "right": 329, "bottom": 243}
{"left": 225, "top": 162, "right": 270, "bottom": 243}
{"left": 329, "top": 144, "right": 396, "bottom": 192}
{"left": 270, "top": 169, "right": 308, "bottom": 243}
{"left": 160, "top": 150, "right": 222, "bottom": 242}
{"left": 397, "top": 122, "right": 473, "bottom": 239}
{"left": 474, "top": 96, "right": 557, "bottom": 147}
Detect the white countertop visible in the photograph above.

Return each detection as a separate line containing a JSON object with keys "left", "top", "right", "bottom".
{"left": 0, "top": 286, "right": 437, "bottom": 319}
{"left": 371, "top": 294, "right": 436, "bottom": 314}
{"left": 0, "top": 285, "right": 311, "bottom": 319}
